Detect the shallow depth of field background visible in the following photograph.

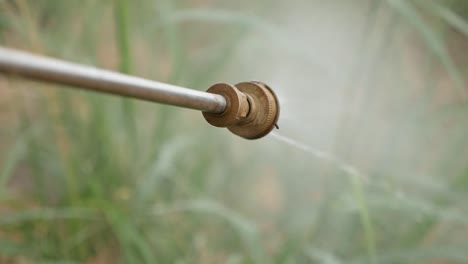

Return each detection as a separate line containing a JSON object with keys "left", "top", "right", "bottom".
{"left": 1, "top": 0, "right": 468, "bottom": 263}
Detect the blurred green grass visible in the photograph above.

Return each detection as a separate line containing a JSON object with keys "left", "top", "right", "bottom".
{"left": 0, "top": 0, "right": 467, "bottom": 263}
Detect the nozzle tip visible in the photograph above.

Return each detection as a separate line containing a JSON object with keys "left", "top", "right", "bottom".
{"left": 203, "top": 81, "right": 280, "bottom": 140}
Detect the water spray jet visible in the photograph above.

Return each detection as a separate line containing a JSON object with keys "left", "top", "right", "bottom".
{"left": 0, "top": 47, "right": 279, "bottom": 139}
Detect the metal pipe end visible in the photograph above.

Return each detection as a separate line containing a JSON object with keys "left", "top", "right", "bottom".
{"left": 203, "top": 81, "right": 280, "bottom": 140}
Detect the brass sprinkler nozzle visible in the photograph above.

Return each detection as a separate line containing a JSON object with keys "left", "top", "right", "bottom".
{"left": 203, "top": 81, "right": 280, "bottom": 139}
{"left": 0, "top": 48, "right": 280, "bottom": 140}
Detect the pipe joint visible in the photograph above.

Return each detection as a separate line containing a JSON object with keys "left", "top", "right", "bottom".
{"left": 203, "top": 81, "right": 280, "bottom": 139}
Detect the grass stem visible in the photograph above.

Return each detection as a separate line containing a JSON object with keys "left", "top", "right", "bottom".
{"left": 114, "top": 0, "right": 137, "bottom": 149}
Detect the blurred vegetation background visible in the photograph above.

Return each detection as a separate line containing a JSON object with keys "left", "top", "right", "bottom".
{"left": 0, "top": 0, "right": 467, "bottom": 263}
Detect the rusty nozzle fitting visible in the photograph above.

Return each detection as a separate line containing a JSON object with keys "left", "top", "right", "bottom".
{"left": 203, "top": 81, "right": 280, "bottom": 139}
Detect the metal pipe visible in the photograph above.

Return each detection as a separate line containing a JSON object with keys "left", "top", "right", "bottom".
{"left": 0, "top": 47, "right": 280, "bottom": 139}
{"left": 0, "top": 47, "right": 227, "bottom": 113}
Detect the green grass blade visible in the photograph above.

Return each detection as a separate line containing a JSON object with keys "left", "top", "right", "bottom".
{"left": 114, "top": 0, "right": 137, "bottom": 149}
{"left": 158, "top": 0, "right": 185, "bottom": 83}
{"left": 152, "top": 199, "right": 269, "bottom": 264}
{"left": 105, "top": 208, "right": 155, "bottom": 263}
{"left": 0, "top": 135, "right": 26, "bottom": 193}
{"left": 387, "top": 0, "right": 465, "bottom": 96}
{"left": 0, "top": 208, "right": 95, "bottom": 225}
{"left": 351, "top": 175, "right": 377, "bottom": 264}
{"left": 425, "top": 0, "right": 468, "bottom": 37}
{"left": 0, "top": 240, "right": 25, "bottom": 256}
{"left": 352, "top": 245, "right": 468, "bottom": 264}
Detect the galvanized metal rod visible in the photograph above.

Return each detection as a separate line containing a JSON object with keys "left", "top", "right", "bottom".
{"left": 0, "top": 47, "right": 227, "bottom": 113}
